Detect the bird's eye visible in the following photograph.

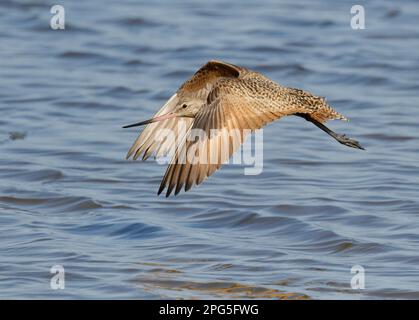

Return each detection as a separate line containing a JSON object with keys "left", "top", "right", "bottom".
{"left": 182, "top": 104, "right": 187, "bottom": 108}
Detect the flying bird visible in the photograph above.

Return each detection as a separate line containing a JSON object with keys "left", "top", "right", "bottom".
{"left": 123, "top": 60, "right": 364, "bottom": 197}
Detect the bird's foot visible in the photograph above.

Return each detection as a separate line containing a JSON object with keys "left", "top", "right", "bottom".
{"left": 334, "top": 134, "right": 365, "bottom": 150}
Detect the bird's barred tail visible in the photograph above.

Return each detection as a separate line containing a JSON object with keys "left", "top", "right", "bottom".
{"left": 287, "top": 87, "right": 348, "bottom": 123}
{"left": 310, "top": 102, "right": 348, "bottom": 123}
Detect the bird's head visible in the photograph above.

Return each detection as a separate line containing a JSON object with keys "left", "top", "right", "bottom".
{"left": 122, "top": 99, "right": 201, "bottom": 129}
{"left": 175, "top": 98, "right": 202, "bottom": 118}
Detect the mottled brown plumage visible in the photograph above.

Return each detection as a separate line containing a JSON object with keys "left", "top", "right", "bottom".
{"left": 124, "top": 60, "right": 364, "bottom": 197}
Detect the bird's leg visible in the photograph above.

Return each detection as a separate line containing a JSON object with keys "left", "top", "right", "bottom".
{"left": 295, "top": 113, "right": 365, "bottom": 150}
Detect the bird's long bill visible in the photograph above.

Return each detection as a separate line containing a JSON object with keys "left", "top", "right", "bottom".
{"left": 123, "top": 112, "right": 177, "bottom": 128}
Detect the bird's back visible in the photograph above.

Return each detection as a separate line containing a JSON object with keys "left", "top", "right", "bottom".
{"left": 206, "top": 70, "right": 347, "bottom": 124}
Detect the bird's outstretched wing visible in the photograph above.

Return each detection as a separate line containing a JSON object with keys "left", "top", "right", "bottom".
{"left": 177, "top": 60, "right": 242, "bottom": 99}
{"left": 126, "top": 60, "right": 243, "bottom": 161}
{"left": 158, "top": 77, "right": 289, "bottom": 197}
{"left": 125, "top": 93, "right": 187, "bottom": 160}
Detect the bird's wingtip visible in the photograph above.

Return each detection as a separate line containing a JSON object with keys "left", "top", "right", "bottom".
{"left": 157, "top": 184, "right": 165, "bottom": 196}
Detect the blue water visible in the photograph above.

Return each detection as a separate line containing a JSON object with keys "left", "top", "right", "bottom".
{"left": 1, "top": 0, "right": 419, "bottom": 299}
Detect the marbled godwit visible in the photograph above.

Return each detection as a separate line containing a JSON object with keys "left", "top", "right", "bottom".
{"left": 124, "top": 60, "right": 364, "bottom": 197}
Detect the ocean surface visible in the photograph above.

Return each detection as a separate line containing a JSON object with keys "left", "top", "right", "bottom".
{"left": 1, "top": 0, "right": 419, "bottom": 299}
